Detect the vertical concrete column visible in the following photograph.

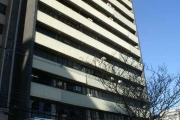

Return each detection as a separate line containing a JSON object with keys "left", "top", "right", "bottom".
{"left": 8, "top": 0, "right": 38, "bottom": 119}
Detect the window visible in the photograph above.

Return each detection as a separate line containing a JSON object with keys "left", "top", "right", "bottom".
{"left": 64, "top": 82, "right": 67, "bottom": 90}
{"left": 0, "top": 3, "right": 7, "bottom": 15}
{"left": 57, "top": 56, "right": 62, "bottom": 64}
{"left": 62, "top": 58, "right": 68, "bottom": 66}
{"left": 81, "top": 66, "right": 86, "bottom": 72}
{"left": 82, "top": 87, "right": 87, "bottom": 94}
{"left": 56, "top": 81, "right": 63, "bottom": 88}
{"left": 73, "top": 62, "right": 81, "bottom": 70}
{"left": 0, "top": 23, "right": 4, "bottom": 35}
{"left": 68, "top": 59, "right": 73, "bottom": 67}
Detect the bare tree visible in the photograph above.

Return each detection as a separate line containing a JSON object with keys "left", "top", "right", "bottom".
{"left": 82, "top": 52, "right": 180, "bottom": 120}
{"left": 146, "top": 65, "right": 180, "bottom": 120}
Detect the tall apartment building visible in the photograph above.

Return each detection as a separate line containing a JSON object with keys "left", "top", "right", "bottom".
{"left": 0, "top": 0, "right": 146, "bottom": 120}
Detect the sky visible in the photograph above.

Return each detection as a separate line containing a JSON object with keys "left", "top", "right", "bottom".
{"left": 133, "top": 0, "right": 180, "bottom": 73}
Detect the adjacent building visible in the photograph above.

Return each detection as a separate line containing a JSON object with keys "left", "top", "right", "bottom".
{"left": 0, "top": 0, "right": 146, "bottom": 120}
{"left": 160, "top": 109, "right": 180, "bottom": 120}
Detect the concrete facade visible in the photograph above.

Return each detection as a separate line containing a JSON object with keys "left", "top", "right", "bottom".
{"left": 0, "top": 0, "right": 146, "bottom": 120}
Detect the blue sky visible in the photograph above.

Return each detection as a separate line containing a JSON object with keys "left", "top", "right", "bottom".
{"left": 133, "top": 0, "right": 180, "bottom": 73}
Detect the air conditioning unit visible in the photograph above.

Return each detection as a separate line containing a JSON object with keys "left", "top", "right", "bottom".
{"left": 88, "top": 18, "right": 93, "bottom": 22}
{"left": 109, "top": 17, "right": 113, "bottom": 21}
{"left": 73, "top": 86, "right": 81, "bottom": 91}
{"left": 131, "top": 10, "right": 134, "bottom": 13}
{"left": 107, "top": 3, "right": 111, "bottom": 7}
{"left": 111, "top": 7, "right": 114, "bottom": 10}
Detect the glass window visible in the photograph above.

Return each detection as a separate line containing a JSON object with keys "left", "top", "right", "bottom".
{"left": 72, "top": 42, "right": 79, "bottom": 49}
{"left": 52, "top": 79, "right": 56, "bottom": 87}
{"left": 82, "top": 87, "right": 87, "bottom": 94}
{"left": 38, "top": 5, "right": 45, "bottom": 12}
{"left": 98, "top": 91, "right": 102, "bottom": 98}
{"left": 47, "top": 53, "right": 53, "bottom": 61}
{"left": 95, "top": 90, "right": 98, "bottom": 97}
{"left": 80, "top": 45, "right": 85, "bottom": 51}
{"left": 63, "top": 38, "right": 71, "bottom": 45}
{"left": 86, "top": 110, "right": 91, "bottom": 119}
{"left": 67, "top": 83, "right": 74, "bottom": 91}
{"left": 57, "top": 34, "right": 62, "bottom": 41}
{"left": 56, "top": 81, "right": 63, "bottom": 88}
{"left": 81, "top": 66, "right": 86, "bottom": 73}
{"left": 39, "top": 102, "right": 44, "bottom": 111}
{"left": 34, "top": 48, "right": 41, "bottom": 56}
{"left": 68, "top": 59, "right": 73, "bottom": 67}
{"left": 73, "top": 62, "right": 81, "bottom": 70}
{"left": 57, "top": 56, "right": 62, "bottom": 64}
{"left": 51, "top": 54, "right": 57, "bottom": 62}
{"left": 45, "top": 9, "right": 50, "bottom": 15}
{"left": 62, "top": 58, "right": 68, "bottom": 66}
{"left": 41, "top": 51, "right": 48, "bottom": 59}
{"left": 91, "top": 89, "right": 95, "bottom": 97}
{"left": 104, "top": 113, "right": 108, "bottom": 120}
{"left": 51, "top": 104, "right": 56, "bottom": 116}
{"left": 87, "top": 88, "right": 91, "bottom": 95}
{"left": 64, "top": 82, "right": 67, "bottom": 90}
{"left": 73, "top": 86, "right": 81, "bottom": 93}
{"left": 32, "top": 101, "right": 39, "bottom": 110}
{"left": 0, "top": 3, "right": 6, "bottom": 15}
{"left": 86, "top": 67, "right": 93, "bottom": 75}
{"left": 0, "top": 23, "right": 4, "bottom": 35}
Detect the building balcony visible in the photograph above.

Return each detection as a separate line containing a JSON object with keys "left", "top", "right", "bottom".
{"left": 32, "top": 55, "right": 145, "bottom": 89}
{"left": 35, "top": 32, "right": 143, "bottom": 72}
{"left": 121, "top": 0, "right": 133, "bottom": 10}
{"left": 87, "top": 0, "right": 136, "bottom": 31}
{"left": 37, "top": 11, "right": 141, "bottom": 58}
{"left": 30, "top": 82, "right": 126, "bottom": 114}
{"left": 107, "top": 0, "right": 134, "bottom": 19}
{"left": 39, "top": 0, "right": 138, "bottom": 45}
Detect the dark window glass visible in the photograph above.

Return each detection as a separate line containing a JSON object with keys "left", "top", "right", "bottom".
{"left": 62, "top": 58, "right": 68, "bottom": 66}
{"left": 72, "top": 42, "right": 79, "bottom": 49}
{"left": 63, "top": 38, "right": 71, "bottom": 45}
{"left": 87, "top": 88, "right": 91, "bottom": 94}
{"left": 98, "top": 91, "right": 102, "bottom": 98}
{"left": 0, "top": 23, "right": 4, "bottom": 35}
{"left": 64, "top": 82, "right": 67, "bottom": 90}
{"left": 67, "top": 83, "right": 74, "bottom": 91}
{"left": 56, "top": 81, "right": 63, "bottom": 88}
{"left": 73, "top": 86, "right": 81, "bottom": 93}
{"left": 68, "top": 59, "right": 73, "bottom": 67}
{"left": 81, "top": 66, "right": 86, "bottom": 73}
{"left": 51, "top": 54, "right": 57, "bottom": 62}
{"left": 45, "top": 9, "right": 50, "bottom": 15}
{"left": 38, "top": 5, "right": 45, "bottom": 12}
{"left": 57, "top": 56, "right": 62, "bottom": 64}
{"left": 82, "top": 87, "right": 87, "bottom": 94}
{"left": 73, "top": 62, "right": 81, "bottom": 70}
{"left": 34, "top": 48, "right": 41, "bottom": 56}
{"left": 0, "top": 3, "right": 6, "bottom": 15}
